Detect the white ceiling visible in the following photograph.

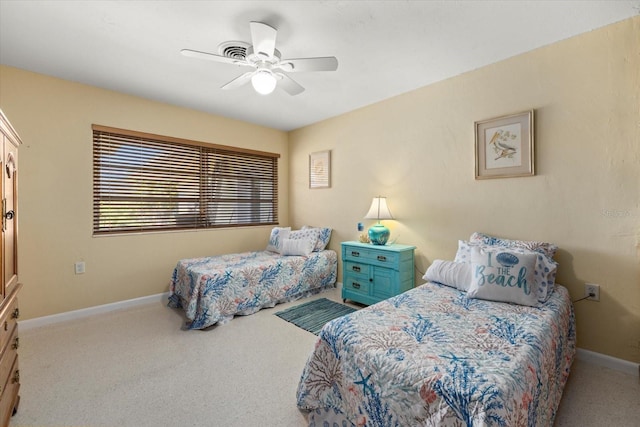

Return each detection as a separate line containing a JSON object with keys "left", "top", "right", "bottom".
{"left": 1, "top": 1, "right": 638, "bottom": 131}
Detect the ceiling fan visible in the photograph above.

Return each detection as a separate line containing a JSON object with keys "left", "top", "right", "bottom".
{"left": 181, "top": 21, "right": 338, "bottom": 96}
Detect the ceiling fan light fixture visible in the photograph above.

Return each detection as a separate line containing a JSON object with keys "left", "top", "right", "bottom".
{"left": 182, "top": 21, "right": 338, "bottom": 96}
{"left": 251, "top": 70, "right": 277, "bottom": 95}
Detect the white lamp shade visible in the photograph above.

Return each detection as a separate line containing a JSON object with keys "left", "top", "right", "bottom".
{"left": 251, "top": 70, "right": 277, "bottom": 95}
{"left": 364, "top": 197, "right": 394, "bottom": 220}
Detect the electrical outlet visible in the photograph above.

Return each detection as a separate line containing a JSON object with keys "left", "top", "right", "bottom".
{"left": 584, "top": 283, "right": 600, "bottom": 301}
{"left": 74, "top": 261, "right": 86, "bottom": 275}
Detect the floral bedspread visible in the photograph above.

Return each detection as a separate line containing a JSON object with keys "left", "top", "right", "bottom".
{"left": 168, "top": 250, "right": 337, "bottom": 329}
{"left": 296, "top": 282, "right": 576, "bottom": 426}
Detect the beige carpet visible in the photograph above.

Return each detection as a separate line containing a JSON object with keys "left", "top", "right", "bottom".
{"left": 11, "top": 288, "right": 640, "bottom": 426}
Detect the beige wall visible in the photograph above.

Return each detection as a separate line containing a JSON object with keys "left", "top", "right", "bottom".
{"left": 0, "top": 17, "right": 638, "bottom": 363}
{"left": 289, "top": 17, "right": 640, "bottom": 363}
{"left": 0, "top": 65, "right": 289, "bottom": 319}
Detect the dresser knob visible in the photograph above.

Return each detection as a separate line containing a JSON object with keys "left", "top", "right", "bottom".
{"left": 3, "top": 321, "right": 6, "bottom": 331}
{"left": 11, "top": 308, "right": 19, "bottom": 319}
{"left": 12, "top": 369, "right": 19, "bottom": 384}
{"left": 12, "top": 337, "right": 19, "bottom": 350}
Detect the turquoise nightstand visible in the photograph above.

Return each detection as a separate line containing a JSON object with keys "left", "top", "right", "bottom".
{"left": 341, "top": 241, "right": 416, "bottom": 306}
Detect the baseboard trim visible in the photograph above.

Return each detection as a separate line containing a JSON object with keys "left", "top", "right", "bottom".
{"left": 19, "top": 292, "right": 169, "bottom": 331}
{"left": 16, "top": 291, "right": 640, "bottom": 377}
{"left": 576, "top": 348, "right": 639, "bottom": 377}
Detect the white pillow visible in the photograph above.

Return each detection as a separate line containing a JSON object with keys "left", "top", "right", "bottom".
{"left": 278, "top": 238, "right": 315, "bottom": 256}
{"left": 266, "top": 227, "right": 291, "bottom": 252}
{"left": 467, "top": 246, "right": 538, "bottom": 307}
{"left": 423, "top": 260, "right": 471, "bottom": 291}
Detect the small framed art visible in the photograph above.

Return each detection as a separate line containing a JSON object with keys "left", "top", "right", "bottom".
{"left": 309, "top": 150, "right": 331, "bottom": 189}
{"left": 475, "top": 110, "right": 534, "bottom": 179}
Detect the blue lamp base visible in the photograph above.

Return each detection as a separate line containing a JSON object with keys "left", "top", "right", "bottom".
{"left": 368, "top": 224, "right": 390, "bottom": 245}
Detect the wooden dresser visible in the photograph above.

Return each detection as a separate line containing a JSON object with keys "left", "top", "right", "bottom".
{"left": 0, "top": 109, "right": 22, "bottom": 425}
{"left": 341, "top": 241, "right": 415, "bottom": 306}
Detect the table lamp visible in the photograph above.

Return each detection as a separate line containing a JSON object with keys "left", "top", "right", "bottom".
{"left": 364, "top": 196, "right": 394, "bottom": 245}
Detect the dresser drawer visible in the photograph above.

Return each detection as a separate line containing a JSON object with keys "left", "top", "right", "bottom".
{"left": 0, "top": 297, "right": 18, "bottom": 359}
{"left": 343, "top": 261, "right": 370, "bottom": 277}
{"left": 0, "top": 325, "right": 17, "bottom": 398}
{"left": 0, "top": 355, "right": 18, "bottom": 426}
{"left": 343, "top": 246, "right": 399, "bottom": 269}
{"left": 343, "top": 274, "right": 370, "bottom": 295}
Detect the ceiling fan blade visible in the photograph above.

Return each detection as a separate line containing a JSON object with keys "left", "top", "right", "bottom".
{"left": 277, "top": 73, "right": 305, "bottom": 96}
{"left": 221, "top": 71, "right": 255, "bottom": 90}
{"left": 250, "top": 21, "right": 277, "bottom": 57}
{"left": 181, "top": 49, "right": 249, "bottom": 67}
{"left": 278, "top": 57, "right": 338, "bottom": 73}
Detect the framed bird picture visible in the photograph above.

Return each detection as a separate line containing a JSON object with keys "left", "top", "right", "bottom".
{"left": 475, "top": 110, "right": 534, "bottom": 179}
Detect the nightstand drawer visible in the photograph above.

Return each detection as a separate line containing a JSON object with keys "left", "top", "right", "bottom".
{"left": 343, "top": 247, "right": 399, "bottom": 269}
{"left": 343, "top": 276, "right": 370, "bottom": 295}
{"left": 344, "top": 261, "right": 370, "bottom": 277}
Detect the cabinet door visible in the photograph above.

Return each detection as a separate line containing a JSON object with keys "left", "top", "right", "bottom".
{"left": 371, "top": 266, "right": 394, "bottom": 300}
{"left": 2, "top": 138, "right": 18, "bottom": 299}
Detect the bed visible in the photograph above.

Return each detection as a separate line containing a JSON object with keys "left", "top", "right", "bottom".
{"left": 296, "top": 233, "right": 576, "bottom": 426}
{"left": 168, "top": 226, "right": 337, "bottom": 330}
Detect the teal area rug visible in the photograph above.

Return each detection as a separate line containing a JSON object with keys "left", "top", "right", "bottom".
{"left": 275, "top": 298, "right": 357, "bottom": 335}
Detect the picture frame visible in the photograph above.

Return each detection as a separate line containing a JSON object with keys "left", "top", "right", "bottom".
{"left": 475, "top": 110, "right": 534, "bottom": 179}
{"left": 309, "top": 150, "right": 331, "bottom": 189}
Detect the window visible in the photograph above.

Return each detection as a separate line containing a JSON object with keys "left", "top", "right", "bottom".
{"left": 92, "top": 125, "right": 279, "bottom": 235}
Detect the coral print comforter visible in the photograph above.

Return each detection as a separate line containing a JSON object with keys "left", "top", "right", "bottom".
{"left": 169, "top": 250, "right": 337, "bottom": 329}
{"left": 297, "top": 282, "right": 576, "bottom": 426}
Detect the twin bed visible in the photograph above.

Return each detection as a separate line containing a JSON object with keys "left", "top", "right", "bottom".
{"left": 296, "top": 282, "right": 575, "bottom": 426}
{"left": 168, "top": 228, "right": 576, "bottom": 426}
{"left": 296, "top": 232, "right": 576, "bottom": 426}
{"left": 168, "top": 226, "right": 337, "bottom": 330}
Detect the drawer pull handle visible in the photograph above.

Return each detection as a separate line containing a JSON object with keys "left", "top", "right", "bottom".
{"left": 12, "top": 369, "right": 19, "bottom": 384}
{"left": 377, "top": 255, "right": 387, "bottom": 262}
{"left": 351, "top": 251, "right": 360, "bottom": 257}
{"left": 352, "top": 266, "right": 361, "bottom": 272}
{"left": 3, "top": 321, "right": 6, "bottom": 331}
{"left": 12, "top": 308, "right": 19, "bottom": 319}
{"left": 352, "top": 282, "right": 361, "bottom": 289}
{"left": 12, "top": 337, "right": 19, "bottom": 350}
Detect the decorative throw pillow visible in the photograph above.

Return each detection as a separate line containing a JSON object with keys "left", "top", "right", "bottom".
{"left": 301, "top": 225, "right": 332, "bottom": 251}
{"left": 423, "top": 260, "right": 472, "bottom": 292}
{"left": 266, "top": 227, "right": 291, "bottom": 252}
{"left": 469, "top": 232, "right": 558, "bottom": 260}
{"left": 455, "top": 240, "right": 557, "bottom": 303}
{"left": 289, "top": 228, "right": 320, "bottom": 250}
{"left": 453, "top": 239, "right": 473, "bottom": 264}
{"left": 468, "top": 246, "right": 538, "bottom": 307}
{"left": 278, "top": 238, "right": 315, "bottom": 256}
{"left": 500, "top": 246, "right": 557, "bottom": 303}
